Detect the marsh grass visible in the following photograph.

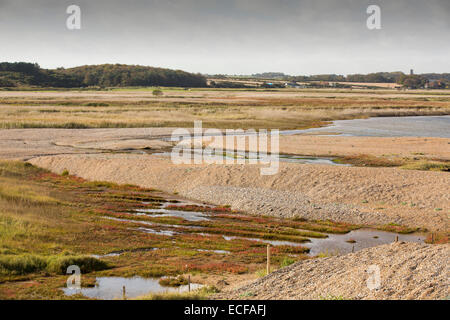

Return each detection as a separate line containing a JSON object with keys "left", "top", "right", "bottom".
{"left": 0, "top": 160, "right": 314, "bottom": 298}
{"left": 280, "top": 257, "right": 296, "bottom": 268}
{"left": 316, "top": 249, "right": 340, "bottom": 258}
{"left": 400, "top": 160, "right": 449, "bottom": 172}
{"left": 136, "top": 286, "right": 219, "bottom": 300}
{"left": 158, "top": 275, "right": 188, "bottom": 287}
{"left": 425, "top": 232, "right": 449, "bottom": 244}
{"left": 377, "top": 223, "right": 420, "bottom": 234}
{"left": 334, "top": 154, "right": 403, "bottom": 167}
{"left": 0, "top": 160, "right": 427, "bottom": 299}
{"left": 0, "top": 254, "right": 108, "bottom": 276}
{"left": 255, "top": 269, "right": 268, "bottom": 278}
{"left": 335, "top": 155, "right": 449, "bottom": 172}
{"left": 0, "top": 89, "right": 448, "bottom": 130}
{"left": 46, "top": 256, "right": 109, "bottom": 274}
{"left": 0, "top": 255, "right": 47, "bottom": 275}
{"left": 0, "top": 184, "right": 58, "bottom": 205}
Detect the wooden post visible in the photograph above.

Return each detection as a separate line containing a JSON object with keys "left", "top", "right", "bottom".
{"left": 395, "top": 235, "right": 399, "bottom": 242}
{"left": 122, "top": 285, "right": 126, "bottom": 300}
{"left": 431, "top": 233, "right": 434, "bottom": 243}
{"left": 352, "top": 245, "right": 354, "bottom": 253}
{"left": 266, "top": 244, "right": 271, "bottom": 275}
{"left": 188, "top": 275, "right": 191, "bottom": 292}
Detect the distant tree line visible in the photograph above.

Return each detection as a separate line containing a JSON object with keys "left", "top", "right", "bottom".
{"left": 1, "top": 62, "right": 448, "bottom": 89}
{"left": 225, "top": 71, "right": 449, "bottom": 87}
{"left": 0, "top": 62, "right": 207, "bottom": 88}
{"left": 251, "top": 72, "right": 287, "bottom": 79}
{"left": 289, "top": 72, "right": 406, "bottom": 83}
{"left": 421, "top": 73, "right": 450, "bottom": 81}
{"left": 209, "top": 71, "right": 449, "bottom": 89}
{"left": 396, "top": 74, "right": 428, "bottom": 89}
{"left": 209, "top": 81, "right": 255, "bottom": 89}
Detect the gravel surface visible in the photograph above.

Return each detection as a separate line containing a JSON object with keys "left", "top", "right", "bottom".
{"left": 215, "top": 242, "right": 449, "bottom": 300}
{"left": 184, "top": 185, "right": 390, "bottom": 225}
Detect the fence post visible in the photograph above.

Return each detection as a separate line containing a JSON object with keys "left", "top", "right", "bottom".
{"left": 122, "top": 285, "right": 126, "bottom": 300}
{"left": 188, "top": 275, "right": 191, "bottom": 292}
{"left": 266, "top": 244, "right": 271, "bottom": 275}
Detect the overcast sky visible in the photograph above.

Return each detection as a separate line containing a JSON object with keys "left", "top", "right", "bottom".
{"left": 0, "top": 0, "right": 449, "bottom": 75}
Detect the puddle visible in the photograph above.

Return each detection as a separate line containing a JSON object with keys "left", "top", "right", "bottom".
{"left": 278, "top": 155, "right": 348, "bottom": 166}
{"left": 91, "top": 252, "right": 122, "bottom": 259}
{"left": 134, "top": 227, "right": 178, "bottom": 236}
{"left": 135, "top": 207, "right": 210, "bottom": 222}
{"left": 103, "top": 216, "right": 180, "bottom": 236}
{"left": 150, "top": 149, "right": 347, "bottom": 166}
{"left": 103, "top": 216, "right": 158, "bottom": 226}
{"left": 91, "top": 248, "right": 159, "bottom": 259}
{"left": 305, "top": 228, "right": 425, "bottom": 256}
{"left": 63, "top": 276, "right": 202, "bottom": 300}
{"left": 197, "top": 249, "right": 230, "bottom": 254}
{"left": 103, "top": 215, "right": 204, "bottom": 235}
{"left": 220, "top": 229, "right": 425, "bottom": 255}
{"left": 222, "top": 235, "right": 307, "bottom": 247}
{"left": 162, "top": 200, "right": 212, "bottom": 208}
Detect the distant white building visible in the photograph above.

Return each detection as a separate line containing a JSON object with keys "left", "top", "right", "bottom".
{"left": 284, "top": 82, "right": 306, "bottom": 89}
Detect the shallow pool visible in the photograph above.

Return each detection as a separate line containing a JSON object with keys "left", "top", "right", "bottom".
{"left": 304, "top": 115, "right": 450, "bottom": 137}
{"left": 305, "top": 228, "right": 425, "bottom": 256}
{"left": 136, "top": 207, "right": 211, "bottom": 222}
{"left": 63, "top": 276, "right": 202, "bottom": 300}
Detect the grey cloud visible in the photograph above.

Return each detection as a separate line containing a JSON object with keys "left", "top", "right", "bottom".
{"left": 0, "top": 0, "right": 448, "bottom": 74}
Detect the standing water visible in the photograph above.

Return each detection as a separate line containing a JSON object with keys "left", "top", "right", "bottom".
{"left": 305, "top": 229, "right": 425, "bottom": 256}
{"left": 63, "top": 276, "right": 202, "bottom": 300}
{"left": 303, "top": 115, "right": 450, "bottom": 137}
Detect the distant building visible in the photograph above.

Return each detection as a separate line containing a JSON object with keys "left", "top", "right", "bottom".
{"left": 284, "top": 82, "right": 306, "bottom": 89}
{"left": 285, "top": 82, "right": 298, "bottom": 88}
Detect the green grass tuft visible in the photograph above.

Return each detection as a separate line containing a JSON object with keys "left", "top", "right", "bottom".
{"left": 158, "top": 275, "right": 188, "bottom": 287}
{"left": 0, "top": 254, "right": 109, "bottom": 276}
{"left": 46, "top": 256, "right": 109, "bottom": 275}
